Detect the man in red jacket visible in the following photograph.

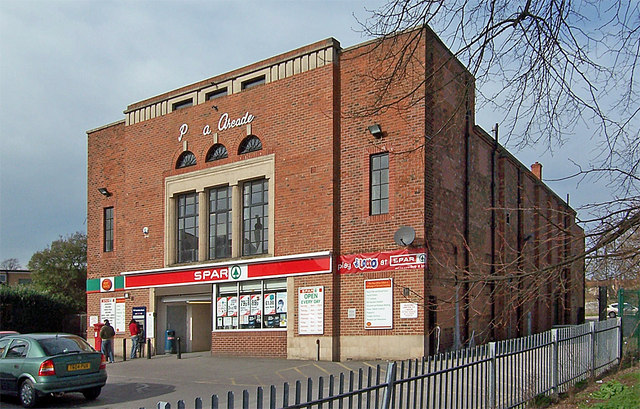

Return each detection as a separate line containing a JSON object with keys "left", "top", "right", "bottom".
{"left": 129, "top": 319, "right": 140, "bottom": 358}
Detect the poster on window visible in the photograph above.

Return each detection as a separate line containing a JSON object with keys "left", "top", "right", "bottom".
{"left": 250, "top": 294, "right": 262, "bottom": 315}
{"left": 276, "top": 292, "right": 287, "bottom": 313}
{"left": 298, "top": 286, "right": 324, "bottom": 335}
{"left": 364, "top": 278, "right": 393, "bottom": 329}
{"left": 216, "top": 297, "right": 227, "bottom": 317}
{"left": 239, "top": 295, "right": 251, "bottom": 316}
{"left": 264, "top": 293, "right": 276, "bottom": 314}
{"left": 227, "top": 296, "right": 238, "bottom": 317}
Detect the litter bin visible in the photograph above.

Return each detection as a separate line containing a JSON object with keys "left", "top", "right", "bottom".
{"left": 165, "top": 330, "right": 176, "bottom": 354}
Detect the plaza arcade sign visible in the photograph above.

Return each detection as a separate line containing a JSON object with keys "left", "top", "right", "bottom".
{"left": 178, "top": 111, "right": 255, "bottom": 141}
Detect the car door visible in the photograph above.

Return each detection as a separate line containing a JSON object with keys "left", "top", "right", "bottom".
{"left": 0, "top": 338, "right": 13, "bottom": 393}
{"left": 1, "top": 338, "right": 30, "bottom": 393}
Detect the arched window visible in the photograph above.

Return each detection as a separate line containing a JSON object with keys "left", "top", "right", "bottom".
{"left": 238, "top": 135, "right": 262, "bottom": 154}
{"left": 176, "top": 151, "right": 196, "bottom": 169}
{"left": 206, "top": 144, "right": 228, "bottom": 162}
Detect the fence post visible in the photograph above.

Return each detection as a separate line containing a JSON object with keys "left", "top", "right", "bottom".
{"left": 618, "top": 316, "right": 623, "bottom": 365}
{"left": 381, "top": 362, "right": 396, "bottom": 409}
{"left": 590, "top": 321, "right": 596, "bottom": 379}
{"left": 488, "top": 342, "right": 496, "bottom": 409}
{"left": 552, "top": 329, "right": 559, "bottom": 398}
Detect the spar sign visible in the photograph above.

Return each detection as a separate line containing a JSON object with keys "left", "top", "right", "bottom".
{"left": 123, "top": 252, "right": 331, "bottom": 289}
{"left": 338, "top": 249, "right": 426, "bottom": 275}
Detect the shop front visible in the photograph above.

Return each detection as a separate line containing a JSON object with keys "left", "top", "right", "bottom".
{"left": 122, "top": 252, "right": 332, "bottom": 356}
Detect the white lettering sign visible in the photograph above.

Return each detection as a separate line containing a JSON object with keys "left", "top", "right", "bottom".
{"left": 194, "top": 268, "right": 229, "bottom": 281}
{"left": 177, "top": 112, "right": 255, "bottom": 141}
{"left": 218, "top": 112, "right": 255, "bottom": 131}
{"left": 178, "top": 123, "right": 188, "bottom": 141}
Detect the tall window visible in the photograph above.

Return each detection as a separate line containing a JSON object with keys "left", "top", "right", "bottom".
{"left": 104, "top": 207, "right": 114, "bottom": 252}
{"left": 243, "top": 179, "right": 268, "bottom": 256}
{"left": 370, "top": 153, "right": 389, "bottom": 215}
{"left": 177, "top": 192, "right": 199, "bottom": 263}
{"left": 209, "top": 186, "right": 232, "bottom": 259}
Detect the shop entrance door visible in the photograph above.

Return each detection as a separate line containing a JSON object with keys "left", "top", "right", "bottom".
{"left": 166, "top": 305, "right": 187, "bottom": 352}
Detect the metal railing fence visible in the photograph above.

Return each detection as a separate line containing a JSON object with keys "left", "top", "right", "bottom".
{"left": 152, "top": 319, "right": 621, "bottom": 409}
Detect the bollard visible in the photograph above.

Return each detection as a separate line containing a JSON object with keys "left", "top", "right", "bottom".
{"left": 176, "top": 337, "right": 181, "bottom": 359}
{"left": 123, "top": 338, "right": 127, "bottom": 362}
{"left": 147, "top": 338, "right": 151, "bottom": 359}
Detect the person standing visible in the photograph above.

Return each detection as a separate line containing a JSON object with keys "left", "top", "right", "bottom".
{"left": 100, "top": 319, "right": 115, "bottom": 363}
{"left": 129, "top": 319, "right": 140, "bottom": 359}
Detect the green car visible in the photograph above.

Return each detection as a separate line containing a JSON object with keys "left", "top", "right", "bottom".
{"left": 0, "top": 333, "right": 107, "bottom": 408}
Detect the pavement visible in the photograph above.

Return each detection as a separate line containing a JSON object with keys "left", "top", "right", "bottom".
{"left": 0, "top": 352, "right": 390, "bottom": 409}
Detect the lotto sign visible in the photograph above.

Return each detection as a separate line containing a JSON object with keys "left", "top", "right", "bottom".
{"left": 338, "top": 249, "right": 426, "bottom": 275}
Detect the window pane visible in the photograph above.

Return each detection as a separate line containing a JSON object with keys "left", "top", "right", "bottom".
{"left": 177, "top": 192, "right": 198, "bottom": 263}
{"left": 209, "top": 186, "right": 231, "bottom": 259}
{"left": 242, "top": 179, "right": 268, "bottom": 255}
{"left": 380, "top": 199, "right": 389, "bottom": 214}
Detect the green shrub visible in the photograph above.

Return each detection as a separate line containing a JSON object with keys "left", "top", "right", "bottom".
{"left": 0, "top": 285, "right": 79, "bottom": 333}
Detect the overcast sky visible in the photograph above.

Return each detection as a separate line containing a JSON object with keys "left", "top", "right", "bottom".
{"left": 0, "top": 0, "right": 603, "bottom": 268}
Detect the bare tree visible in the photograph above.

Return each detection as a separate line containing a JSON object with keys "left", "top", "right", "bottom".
{"left": 356, "top": 1, "right": 640, "bottom": 278}
{"left": 0, "top": 258, "right": 22, "bottom": 270}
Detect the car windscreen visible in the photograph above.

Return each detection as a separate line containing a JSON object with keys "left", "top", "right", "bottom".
{"left": 37, "top": 336, "right": 94, "bottom": 355}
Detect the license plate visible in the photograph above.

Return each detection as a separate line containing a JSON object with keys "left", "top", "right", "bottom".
{"left": 67, "top": 362, "right": 90, "bottom": 371}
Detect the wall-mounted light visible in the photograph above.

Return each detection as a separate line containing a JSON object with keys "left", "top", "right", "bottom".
{"left": 367, "top": 124, "right": 383, "bottom": 138}
{"left": 98, "top": 187, "right": 111, "bottom": 197}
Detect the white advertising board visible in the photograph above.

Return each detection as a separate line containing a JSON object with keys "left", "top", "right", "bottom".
{"left": 298, "top": 286, "right": 324, "bottom": 335}
{"left": 100, "top": 298, "right": 116, "bottom": 325}
{"left": 364, "top": 278, "right": 393, "bottom": 329}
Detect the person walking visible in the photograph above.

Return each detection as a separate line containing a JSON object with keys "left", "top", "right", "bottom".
{"left": 129, "top": 319, "right": 140, "bottom": 359}
{"left": 100, "top": 319, "right": 115, "bottom": 363}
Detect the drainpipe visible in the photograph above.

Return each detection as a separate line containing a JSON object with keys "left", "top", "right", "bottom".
{"left": 490, "top": 124, "right": 498, "bottom": 340}
{"left": 516, "top": 168, "right": 523, "bottom": 337}
{"left": 463, "top": 103, "right": 471, "bottom": 345}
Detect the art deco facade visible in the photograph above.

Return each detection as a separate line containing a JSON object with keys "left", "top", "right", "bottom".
{"left": 86, "top": 27, "right": 585, "bottom": 360}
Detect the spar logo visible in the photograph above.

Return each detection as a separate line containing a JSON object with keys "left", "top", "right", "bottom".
{"left": 353, "top": 257, "right": 379, "bottom": 270}
{"left": 390, "top": 253, "right": 426, "bottom": 267}
{"left": 230, "top": 265, "right": 241, "bottom": 280}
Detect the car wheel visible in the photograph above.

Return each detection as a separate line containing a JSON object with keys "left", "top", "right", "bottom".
{"left": 19, "top": 379, "right": 38, "bottom": 408}
{"left": 82, "top": 386, "right": 102, "bottom": 400}
{"left": 608, "top": 311, "right": 616, "bottom": 318}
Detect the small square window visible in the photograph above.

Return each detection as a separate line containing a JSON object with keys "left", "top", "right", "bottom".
{"left": 206, "top": 88, "right": 228, "bottom": 100}
{"left": 172, "top": 99, "right": 193, "bottom": 111}
{"left": 241, "top": 76, "right": 265, "bottom": 90}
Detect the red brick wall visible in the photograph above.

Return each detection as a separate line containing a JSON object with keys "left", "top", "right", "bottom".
{"left": 86, "top": 28, "right": 585, "bottom": 359}
{"left": 211, "top": 331, "right": 287, "bottom": 358}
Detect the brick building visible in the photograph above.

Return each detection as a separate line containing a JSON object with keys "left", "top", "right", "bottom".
{"left": 86, "top": 27, "right": 585, "bottom": 361}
